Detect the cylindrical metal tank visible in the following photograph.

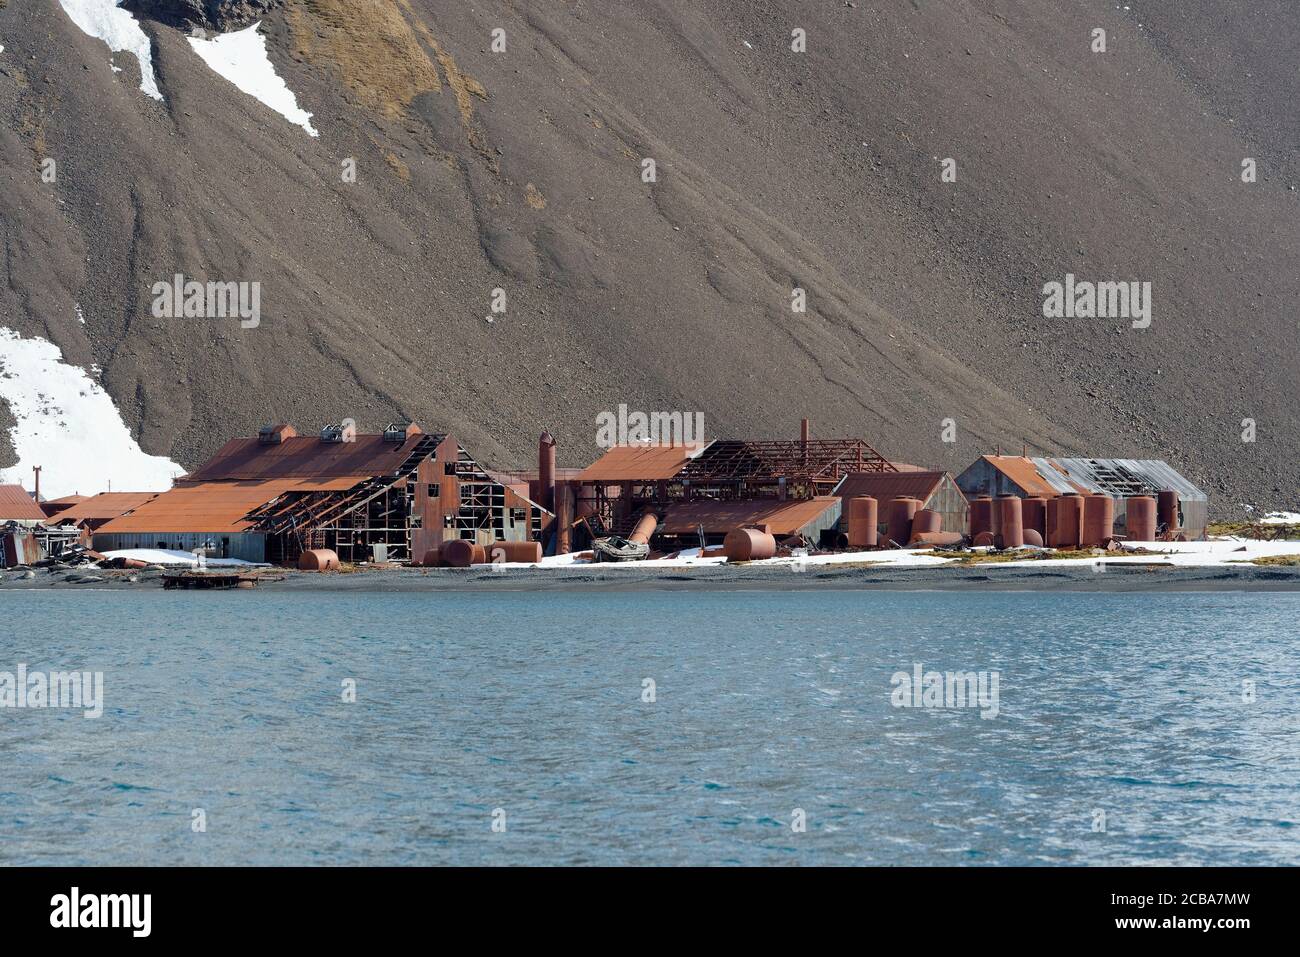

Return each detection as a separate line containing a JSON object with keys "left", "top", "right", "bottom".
{"left": 973, "top": 531, "right": 996, "bottom": 547}
{"left": 912, "top": 508, "right": 942, "bottom": 536}
{"left": 420, "top": 548, "right": 443, "bottom": 567}
{"left": 297, "top": 548, "right": 340, "bottom": 571}
{"left": 628, "top": 512, "right": 658, "bottom": 546}
{"left": 1021, "top": 496, "right": 1048, "bottom": 539}
{"left": 1022, "top": 528, "right": 1044, "bottom": 548}
{"left": 555, "top": 482, "right": 574, "bottom": 555}
{"left": 442, "top": 539, "right": 488, "bottom": 568}
{"left": 970, "top": 496, "right": 995, "bottom": 540}
{"left": 1081, "top": 494, "right": 1115, "bottom": 547}
{"left": 483, "top": 541, "right": 543, "bottom": 564}
{"left": 1157, "top": 489, "right": 1180, "bottom": 534}
{"left": 1127, "top": 496, "right": 1157, "bottom": 542}
{"left": 723, "top": 527, "right": 777, "bottom": 562}
{"left": 846, "top": 496, "right": 878, "bottom": 548}
{"left": 886, "top": 497, "right": 920, "bottom": 548}
{"left": 909, "top": 531, "right": 964, "bottom": 548}
{"left": 997, "top": 494, "right": 1024, "bottom": 548}
{"left": 1049, "top": 494, "right": 1084, "bottom": 547}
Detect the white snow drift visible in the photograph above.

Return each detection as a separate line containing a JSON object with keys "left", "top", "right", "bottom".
{"left": 187, "top": 23, "right": 318, "bottom": 136}
{"left": 57, "top": 0, "right": 163, "bottom": 101}
{"left": 0, "top": 329, "right": 183, "bottom": 499}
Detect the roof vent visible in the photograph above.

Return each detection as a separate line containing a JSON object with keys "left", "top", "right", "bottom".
{"left": 258, "top": 424, "right": 297, "bottom": 445}
{"left": 319, "top": 424, "right": 348, "bottom": 444}
{"left": 383, "top": 423, "right": 411, "bottom": 443}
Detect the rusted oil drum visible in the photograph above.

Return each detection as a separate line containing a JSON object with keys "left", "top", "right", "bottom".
{"left": 297, "top": 548, "right": 340, "bottom": 571}
{"left": 628, "top": 513, "right": 658, "bottom": 546}
{"left": 912, "top": 508, "right": 942, "bottom": 536}
{"left": 970, "top": 496, "right": 995, "bottom": 540}
{"left": 909, "top": 531, "right": 964, "bottom": 548}
{"left": 1022, "top": 528, "right": 1044, "bottom": 548}
{"left": 996, "top": 495, "right": 1024, "bottom": 548}
{"left": 1081, "top": 494, "right": 1115, "bottom": 546}
{"left": 442, "top": 539, "right": 488, "bottom": 568}
{"left": 847, "top": 496, "right": 878, "bottom": 548}
{"left": 483, "top": 541, "right": 543, "bottom": 564}
{"left": 1157, "top": 489, "right": 1180, "bottom": 534}
{"left": 723, "top": 527, "right": 777, "bottom": 562}
{"left": 886, "top": 497, "right": 920, "bottom": 548}
{"left": 1021, "top": 496, "right": 1048, "bottom": 539}
{"left": 1127, "top": 496, "right": 1157, "bottom": 542}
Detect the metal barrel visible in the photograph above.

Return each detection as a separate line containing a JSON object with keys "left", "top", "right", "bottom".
{"left": 997, "top": 494, "right": 1024, "bottom": 548}
{"left": 723, "top": 527, "right": 777, "bottom": 561}
{"left": 1081, "top": 494, "right": 1115, "bottom": 546}
{"left": 847, "top": 496, "right": 878, "bottom": 548}
{"left": 1126, "top": 495, "right": 1157, "bottom": 542}
{"left": 886, "top": 497, "right": 919, "bottom": 548}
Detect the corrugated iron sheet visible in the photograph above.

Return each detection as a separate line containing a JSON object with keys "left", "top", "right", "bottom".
{"left": 832, "top": 471, "right": 945, "bottom": 503}
{"left": 577, "top": 443, "right": 711, "bottom": 482}
{"left": 0, "top": 484, "right": 45, "bottom": 521}
{"left": 1040, "top": 458, "right": 1208, "bottom": 501}
{"left": 96, "top": 478, "right": 367, "bottom": 534}
{"left": 659, "top": 496, "right": 840, "bottom": 536}
{"left": 185, "top": 433, "right": 439, "bottom": 482}
{"left": 47, "top": 492, "right": 160, "bottom": 526}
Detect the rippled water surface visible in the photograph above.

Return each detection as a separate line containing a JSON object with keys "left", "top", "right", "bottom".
{"left": 1, "top": 590, "right": 1296, "bottom": 865}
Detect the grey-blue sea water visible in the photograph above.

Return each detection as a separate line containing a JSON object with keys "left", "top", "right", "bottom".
{"left": 1, "top": 589, "right": 1296, "bottom": 866}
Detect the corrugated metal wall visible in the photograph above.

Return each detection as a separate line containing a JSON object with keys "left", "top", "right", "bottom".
{"left": 93, "top": 532, "right": 267, "bottom": 563}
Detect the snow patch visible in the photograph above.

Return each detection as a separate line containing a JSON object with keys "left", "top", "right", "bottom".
{"left": 187, "top": 23, "right": 319, "bottom": 137}
{"left": 56, "top": 0, "right": 163, "bottom": 101}
{"left": 0, "top": 329, "right": 183, "bottom": 499}
{"left": 101, "top": 548, "right": 267, "bottom": 568}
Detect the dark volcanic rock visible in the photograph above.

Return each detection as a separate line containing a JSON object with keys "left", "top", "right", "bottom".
{"left": 123, "top": 0, "right": 281, "bottom": 32}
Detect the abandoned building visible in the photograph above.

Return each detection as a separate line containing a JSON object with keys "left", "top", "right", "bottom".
{"left": 93, "top": 424, "right": 553, "bottom": 564}
{"left": 833, "top": 471, "right": 971, "bottom": 539}
{"left": 955, "top": 455, "right": 1208, "bottom": 540}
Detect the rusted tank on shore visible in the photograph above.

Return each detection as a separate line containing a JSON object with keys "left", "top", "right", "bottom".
{"left": 724, "top": 526, "right": 777, "bottom": 561}
{"left": 629, "top": 512, "right": 658, "bottom": 546}
{"left": 1022, "top": 528, "right": 1044, "bottom": 547}
{"left": 484, "top": 541, "right": 543, "bottom": 564}
{"left": 1081, "top": 494, "right": 1115, "bottom": 546}
{"left": 1157, "top": 489, "right": 1180, "bottom": 535}
{"left": 847, "top": 496, "right": 878, "bottom": 548}
{"left": 909, "top": 531, "right": 964, "bottom": 548}
{"left": 912, "top": 509, "right": 941, "bottom": 536}
{"left": 1021, "top": 496, "right": 1048, "bottom": 540}
{"left": 298, "top": 548, "right": 340, "bottom": 571}
{"left": 442, "top": 539, "right": 488, "bottom": 568}
{"left": 973, "top": 531, "right": 996, "bottom": 547}
{"left": 886, "top": 497, "right": 920, "bottom": 548}
{"left": 997, "top": 494, "right": 1024, "bottom": 548}
{"left": 970, "top": 496, "right": 995, "bottom": 540}
{"left": 1127, "top": 496, "right": 1157, "bottom": 542}
{"left": 1048, "top": 493, "right": 1084, "bottom": 547}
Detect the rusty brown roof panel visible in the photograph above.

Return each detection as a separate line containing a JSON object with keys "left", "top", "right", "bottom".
{"left": 96, "top": 478, "right": 366, "bottom": 534}
{"left": 659, "top": 496, "right": 840, "bottom": 536}
{"left": 185, "top": 432, "right": 437, "bottom": 482}
{"left": 832, "top": 471, "right": 946, "bottom": 503}
{"left": 0, "top": 484, "right": 46, "bottom": 521}
{"left": 47, "top": 492, "right": 160, "bottom": 525}
{"left": 980, "top": 456, "right": 1071, "bottom": 497}
{"left": 576, "top": 443, "right": 711, "bottom": 482}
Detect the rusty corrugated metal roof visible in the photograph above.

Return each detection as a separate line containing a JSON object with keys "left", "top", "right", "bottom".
{"left": 47, "top": 492, "right": 160, "bottom": 526}
{"left": 96, "top": 478, "right": 365, "bottom": 534}
{"left": 979, "top": 456, "right": 1077, "bottom": 496}
{"left": 577, "top": 443, "right": 711, "bottom": 482}
{"left": 186, "top": 432, "right": 437, "bottom": 482}
{"left": 658, "top": 496, "right": 840, "bottom": 536}
{"left": 0, "top": 484, "right": 45, "bottom": 521}
{"left": 832, "top": 471, "right": 946, "bottom": 503}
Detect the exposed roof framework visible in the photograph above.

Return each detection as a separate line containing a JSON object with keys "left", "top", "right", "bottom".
{"left": 679, "top": 439, "right": 895, "bottom": 484}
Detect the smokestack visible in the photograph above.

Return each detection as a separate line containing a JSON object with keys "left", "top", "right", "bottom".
{"left": 801, "top": 417, "right": 810, "bottom": 467}
{"left": 32, "top": 466, "right": 41, "bottom": 504}
{"left": 538, "top": 431, "right": 557, "bottom": 512}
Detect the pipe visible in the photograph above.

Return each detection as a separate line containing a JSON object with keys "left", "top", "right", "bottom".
{"left": 629, "top": 512, "right": 658, "bottom": 546}
{"left": 556, "top": 482, "right": 574, "bottom": 555}
{"left": 538, "top": 431, "right": 556, "bottom": 512}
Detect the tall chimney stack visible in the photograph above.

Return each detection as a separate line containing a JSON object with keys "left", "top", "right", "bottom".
{"left": 32, "top": 466, "right": 41, "bottom": 504}
{"left": 538, "top": 431, "right": 557, "bottom": 512}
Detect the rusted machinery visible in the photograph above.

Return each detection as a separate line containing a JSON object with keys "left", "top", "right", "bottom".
{"left": 847, "top": 496, "right": 878, "bottom": 548}
{"left": 1081, "top": 494, "right": 1115, "bottom": 547}
{"left": 298, "top": 548, "right": 340, "bottom": 571}
{"left": 886, "top": 497, "right": 919, "bottom": 547}
{"left": 997, "top": 494, "right": 1024, "bottom": 548}
{"left": 724, "top": 526, "right": 777, "bottom": 561}
{"left": 1127, "top": 495, "right": 1157, "bottom": 541}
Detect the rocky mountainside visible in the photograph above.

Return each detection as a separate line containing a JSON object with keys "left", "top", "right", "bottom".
{"left": 0, "top": 0, "right": 1296, "bottom": 510}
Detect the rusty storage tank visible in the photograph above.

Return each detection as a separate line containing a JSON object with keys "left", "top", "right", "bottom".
{"left": 442, "top": 539, "right": 488, "bottom": 568}
{"left": 910, "top": 531, "right": 964, "bottom": 548}
{"left": 1081, "top": 494, "right": 1115, "bottom": 547}
{"left": 1021, "top": 496, "right": 1049, "bottom": 539}
{"left": 970, "top": 496, "right": 995, "bottom": 540}
{"left": 723, "top": 527, "right": 777, "bottom": 562}
{"left": 996, "top": 495, "right": 1024, "bottom": 548}
{"left": 1048, "top": 494, "right": 1084, "bottom": 547}
{"left": 298, "top": 548, "right": 340, "bottom": 571}
{"left": 1022, "top": 528, "right": 1044, "bottom": 547}
{"left": 628, "top": 512, "right": 658, "bottom": 546}
{"left": 419, "top": 547, "right": 444, "bottom": 567}
{"left": 847, "top": 496, "right": 878, "bottom": 548}
{"left": 912, "top": 509, "right": 942, "bottom": 536}
{"left": 484, "top": 541, "right": 543, "bottom": 564}
{"left": 1127, "top": 496, "right": 1157, "bottom": 542}
{"left": 973, "top": 531, "right": 996, "bottom": 547}
{"left": 1157, "top": 489, "right": 1180, "bottom": 534}
{"left": 886, "top": 497, "right": 920, "bottom": 548}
